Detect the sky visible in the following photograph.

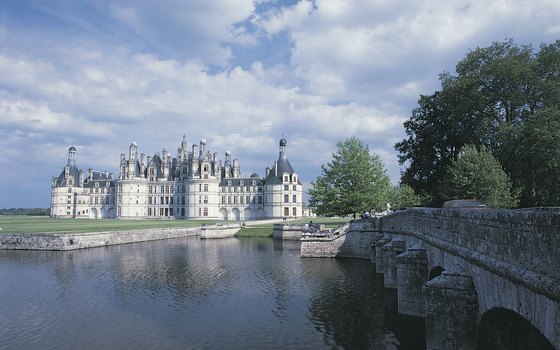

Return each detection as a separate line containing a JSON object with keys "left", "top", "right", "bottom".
{"left": 1, "top": 0, "right": 559, "bottom": 208}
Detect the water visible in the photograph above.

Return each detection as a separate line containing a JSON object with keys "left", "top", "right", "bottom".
{"left": 0, "top": 237, "right": 425, "bottom": 350}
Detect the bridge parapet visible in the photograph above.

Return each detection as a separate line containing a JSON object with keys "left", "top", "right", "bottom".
{"left": 379, "top": 208, "right": 560, "bottom": 283}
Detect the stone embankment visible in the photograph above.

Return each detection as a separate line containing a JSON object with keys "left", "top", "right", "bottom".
{"left": 200, "top": 223, "right": 243, "bottom": 239}
{"left": 0, "top": 227, "right": 201, "bottom": 251}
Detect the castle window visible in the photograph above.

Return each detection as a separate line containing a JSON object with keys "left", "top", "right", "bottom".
{"left": 293, "top": 207, "right": 297, "bottom": 216}
{"left": 284, "top": 175, "right": 289, "bottom": 182}
{"left": 149, "top": 186, "right": 152, "bottom": 194}
{"left": 228, "top": 196, "right": 232, "bottom": 204}
{"left": 258, "top": 196, "right": 262, "bottom": 204}
{"left": 148, "top": 197, "right": 152, "bottom": 205}
{"left": 246, "top": 196, "right": 250, "bottom": 204}
{"left": 284, "top": 185, "right": 289, "bottom": 191}
{"left": 182, "top": 196, "right": 185, "bottom": 205}
{"left": 170, "top": 197, "right": 174, "bottom": 205}
{"left": 284, "top": 207, "right": 289, "bottom": 216}
{"left": 240, "top": 196, "right": 244, "bottom": 204}
{"left": 170, "top": 208, "right": 174, "bottom": 216}
{"left": 293, "top": 195, "right": 297, "bottom": 203}
{"left": 234, "top": 196, "right": 238, "bottom": 204}
{"left": 293, "top": 185, "right": 297, "bottom": 191}
{"left": 68, "top": 188, "right": 72, "bottom": 193}
{"left": 222, "top": 196, "right": 225, "bottom": 204}
{"left": 203, "top": 207, "right": 208, "bottom": 216}
{"left": 160, "top": 197, "right": 164, "bottom": 204}
{"left": 246, "top": 187, "right": 250, "bottom": 192}
{"left": 258, "top": 187, "right": 262, "bottom": 192}
{"left": 203, "top": 195, "right": 208, "bottom": 204}
{"left": 204, "top": 184, "right": 208, "bottom": 192}
{"left": 284, "top": 195, "right": 289, "bottom": 203}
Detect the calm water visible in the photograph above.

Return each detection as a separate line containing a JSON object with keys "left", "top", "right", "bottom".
{"left": 0, "top": 237, "right": 424, "bottom": 350}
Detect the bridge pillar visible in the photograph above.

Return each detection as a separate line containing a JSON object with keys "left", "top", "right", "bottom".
{"left": 375, "top": 236, "right": 392, "bottom": 273}
{"left": 396, "top": 244, "right": 428, "bottom": 317}
{"left": 382, "top": 239, "right": 406, "bottom": 289}
{"left": 424, "top": 266, "right": 479, "bottom": 350}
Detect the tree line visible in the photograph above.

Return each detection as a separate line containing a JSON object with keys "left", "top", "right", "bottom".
{"left": 0, "top": 208, "right": 50, "bottom": 216}
{"left": 309, "top": 39, "right": 560, "bottom": 215}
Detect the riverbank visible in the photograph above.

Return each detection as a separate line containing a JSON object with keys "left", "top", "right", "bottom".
{"left": 0, "top": 227, "right": 202, "bottom": 250}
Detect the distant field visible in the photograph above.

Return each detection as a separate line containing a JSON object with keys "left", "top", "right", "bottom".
{"left": 0, "top": 215, "right": 349, "bottom": 236}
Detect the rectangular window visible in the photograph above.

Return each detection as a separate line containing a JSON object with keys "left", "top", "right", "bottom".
{"left": 234, "top": 196, "right": 238, "bottom": 204}
{"left": 293, "top": 185, "right": 297, "bottom": 191}
{"left": 222, "top": 196, "right": 225, "bottom": 204}
{"left": 258, "top": 196, "right": 262, "bottom": 204}
{"left": 160, "top": 197, "right": 164, "bottom": 205}
{"left": 293, "top": 207, "right": 297, "bottom": 216}
{"left": 203, "top": 207, "right": 208, "bottom": 217}
{"left": 284, "top": 185, "right": 289, "bottom": 191}
{"left": 170, "top": 197, "right": 174, "bottom": 205}
{"left": 284, "top": 207, "right": 289, "bottom": 216}
{"left": 284, "top": 194, "right": 289, "bottom": 203}
{"left": 240, "top": 196, "right": 244, "bottom": 204}
{"left": 203, "top": 195, "right": 208, "bottom": 204}
{"left": 204, "top": 184, "right": 208, "bottom": 192}
{"left": 182, "top": 196, "right": 185, "bottom": 205}
{"left": 246, "top": 196, "right": 250, "bottom": 204}
{"left": 293, "top": 195, "right": 297, "bottom": 203}
{"left": 148, "top": 208, "right": 152, "bottom": 216}
{"left": 170, "top": 208, "right": 174, "bottom": 216}
{"left": 181, "top": 208, "right": 185, "bottom": 217}
{"left": 165, "top": 197, "right": 169, "bottom": 204}
{"left": 148, "top": 197, "right": 152, "bottom": 205}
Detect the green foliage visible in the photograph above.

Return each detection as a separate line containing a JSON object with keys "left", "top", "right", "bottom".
{"left": 441, "top": 145, "right": 518, "bottom": 208}
{"left": 308, "top": 136, "right": 391, "bottom": 216}
{"left": 389, "top": 184, "right": 423, "bottom": 210}
{"left": 396, "top": 39, "right": 560, "bottom": 207}
{"left": 0, "top": 208, "right": 49, "bottom": 216}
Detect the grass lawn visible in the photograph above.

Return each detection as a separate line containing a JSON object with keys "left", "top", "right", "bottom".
{"left": 235, "top": 217, "right": 350, "bottom": 238}
{"left": 0, "top": 215, "right": 350, "bottom": 236}
{"left": 0, "top": 215, "right": 219, "bottom": 234}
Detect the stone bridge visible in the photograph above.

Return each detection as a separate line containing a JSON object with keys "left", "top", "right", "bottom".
{"left": 300, "top": 208, "right": 559, "bottom": 349}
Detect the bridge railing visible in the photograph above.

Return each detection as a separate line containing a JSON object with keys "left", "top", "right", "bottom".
{"left": 379, "top": 208, "right": 560, "bottom": 283}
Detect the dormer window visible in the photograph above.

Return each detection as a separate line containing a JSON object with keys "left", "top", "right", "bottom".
{"left": 284, "top": 175, "right": 289, "bottom": 182}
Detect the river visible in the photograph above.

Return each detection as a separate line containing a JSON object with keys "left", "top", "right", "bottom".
{"left": 0, "top": 237, "right": 425, "bottom": 349}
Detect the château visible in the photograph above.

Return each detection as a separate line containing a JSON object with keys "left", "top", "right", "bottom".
{"left": 51, "top": 137, "right": 303, "bottom": 220}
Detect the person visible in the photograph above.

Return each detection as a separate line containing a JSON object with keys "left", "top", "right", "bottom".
{"left": 309, "top": 220, "right": 316, "bottom": 231}
{"left": 363, "top": 211, "right": 370, "bottom": 219}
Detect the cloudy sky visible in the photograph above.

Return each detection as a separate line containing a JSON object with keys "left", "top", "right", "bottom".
{"left": 1, "top": 0, "right": 559, "bottom": 208}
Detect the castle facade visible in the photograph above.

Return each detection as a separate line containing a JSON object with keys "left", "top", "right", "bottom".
{"left": 51, "top": 137, "right": 303, "bottom": 220}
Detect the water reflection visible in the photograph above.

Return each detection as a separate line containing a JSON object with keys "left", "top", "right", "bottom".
{"left": 0, "top": 237, "right": 425, "bottom": 349}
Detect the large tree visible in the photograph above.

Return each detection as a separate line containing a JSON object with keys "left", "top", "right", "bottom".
{"left": 308, "top": 136, "right": 391, "bottom": 216}
{"left": 440, "top": 145, "right": 518, "bottom": 208}
{"left": 396, "top": 39, "right": 560, "bottom": 207}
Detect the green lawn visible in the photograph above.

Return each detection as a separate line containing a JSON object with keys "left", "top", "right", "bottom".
{"left": 235, "top": 217, "right": 350, "bottom": 238}
{"left": 0, "top": 215, "right": 218, "bottom": 234}
{"left": 0, "top": 215, "right": 350, "bottom": 236}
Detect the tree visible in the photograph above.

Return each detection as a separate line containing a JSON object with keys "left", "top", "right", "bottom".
{"left": 308, "top": 136, "right": 391, "bottom": 216}
{"left": 396, "top": 39, "right": 560, "bottom": 206}
{"left": 441, "top": 145, "right": 518, "bottom": 208}
{"left": 389, "top": 184, "right": 422, "bottom": 210}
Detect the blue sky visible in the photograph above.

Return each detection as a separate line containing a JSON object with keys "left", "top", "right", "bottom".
{"left": 1, "top": 0, "right": 559, "bottom": 208}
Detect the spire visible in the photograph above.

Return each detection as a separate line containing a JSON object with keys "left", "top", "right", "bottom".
{"left": 279, "top": 138, "right": 287, "bottom": 160}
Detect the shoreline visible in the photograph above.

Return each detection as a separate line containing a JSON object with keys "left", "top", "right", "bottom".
{"left": 0, "top": 227, "right": 202, "bottom": 251}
